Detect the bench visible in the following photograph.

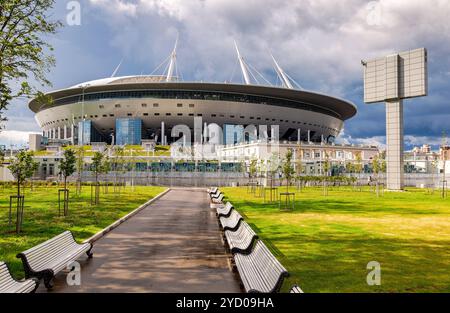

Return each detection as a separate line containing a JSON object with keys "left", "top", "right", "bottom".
{"left": 225, "top": 221, "right": 258, "bottom": 254}
{"left": 211, "top": 193, "right": 224, "bottom": 204}
{"left": 234, "top": 241, "right": 289, "bottom": 293}
{"left": 210, "top": 190, "right": 222, "bottom": 200}
{"left": 290, "top": 284, "right": 304, "bottom": 293}
{"left": 17, "top": 231, "right": 93, "bottom": 289}
{"left": 209, "top": 189, "right": 220, "bottom": 197}
{"left": 207, "top": 187, "right": 218, "bottom": 194}
{"left": 0, "top": 262, "right": 39, "bottom": 293}
{"left": 216, "top": 202, "right": 234, "bottom": 218}
{"left": 219, "top": 209, "right": 243, "bottom": 231}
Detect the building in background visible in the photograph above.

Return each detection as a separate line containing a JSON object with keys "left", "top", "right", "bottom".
{"left": 28, "top": 43, "right": 357, "bottom": 148}
{"left": 116, "top": 118, "right": 142, "bottom": 145}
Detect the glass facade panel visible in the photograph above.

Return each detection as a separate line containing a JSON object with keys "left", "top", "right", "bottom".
{"left": 116, "top": 118, "right": 142, "bottom": 145}
{"left": 223, "top": 124, "right": 244, "bottom": 145}
{"left": 77, "top": 120, "right": 102, "bottom": 145}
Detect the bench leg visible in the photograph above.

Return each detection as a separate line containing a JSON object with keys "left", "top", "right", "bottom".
{"left": 44, "top": 274, "right": 54, "bottom": 289}
{"left": 86, "top": 245, "right": 94, "bottom": 259}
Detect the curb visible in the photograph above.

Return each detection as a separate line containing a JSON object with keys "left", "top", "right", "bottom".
{"left": 83, "top": 188, "right": 171, "bottom": 244}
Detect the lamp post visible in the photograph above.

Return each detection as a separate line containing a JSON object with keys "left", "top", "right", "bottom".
{"left": 79, "top": 83, "right": 90, "bottom": 146}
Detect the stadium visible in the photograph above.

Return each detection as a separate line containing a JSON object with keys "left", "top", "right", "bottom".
{"left": 28, "top": 43, "right": 357, "bottom": 146}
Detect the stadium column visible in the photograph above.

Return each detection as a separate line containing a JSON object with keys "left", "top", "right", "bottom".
{"left": 58, "top": 127, "right": 61, "bottom": 140}
{"left": 385, "top": 100, "right": 404, "bottom": 190}
{"left": 64, "top": 125, "right": 68, "bottom": 139}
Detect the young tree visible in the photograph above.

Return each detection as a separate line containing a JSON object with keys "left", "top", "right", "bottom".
{"left": 372, "top": 155, "right": 381, "bottom": 197}
{"left": 0, "top": 149, "right": 4, "bottom": 165}
{"left": 8, "top": 151, "right": 38, "bottom": 197}
{"left": 112, "top": 146, "right": 125, "bottom": 193}
{"left": 295, "top": 148, "right": 303, "bottom": 191}
{"left": 58, "top": 149, "right": 76, "bottom": 216}
{"left": 91, "top": 151, "right": 104, "bottom": 204}
{"left": 59, "top": 149, "right": 76, "bottom": 191}
{"left": 75, "top": 146, "right": 84, "bottom": 194}
{"left": 282, "top": 149, "right": 295, "bottom": 193}
{"left": 0, "top": 0, "right": 62, "bottom": 125}
{"left": 249, "top": 158, "right": 257, "bottom": 182}
{"left": 322, "top": 152, "right": 331, "bottom": 195}
{"left": 7, "top": 151, "right": 38, "bottom": 233}
{"left": 92, "top": 151, "right": 104, "bottom": 186}
{"left": 101, "top": 155, "right": 111, "bottom": 193}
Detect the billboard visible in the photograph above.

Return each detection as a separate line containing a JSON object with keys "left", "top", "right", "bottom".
{"left": 363, "top": 48, "right": 428, "bottom": 103}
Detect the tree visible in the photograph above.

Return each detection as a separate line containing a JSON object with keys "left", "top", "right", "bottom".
{"left": 0, "top": 0, "right": 62, "bottom": 125}
{"left": 282, "top": 149, "right": 295, "bottom": 193}
{"left": 8, "top": 150, "right": 38, "bottom": 197}
{"left": 101, "top": 155, "right": 111, "bottom": 193}
{"left": 75, "top": 146, "right": 84, "bottom": 194}
{"left": 295, "top": 148, "right": 303, "bottom": 191}
{"left": 91, "top": 151, "right": 103, "bottom": 204}
{"left": 58, "top": 149, "right": 76, "bottom": 216}
{"left": 92, "top": 151, "right": 103, "bottom": 186}
{"left": 7, "top": 150, "right": 38, "bottom": 233}
{"left": 322, "top": 152, "right": 331, "bottom": 195}
{"left": 112, "top": 146, "right": 125, "bottom": 193}
{"left": 372, "top": 155, "right": 381, "bottom": 197}
{"left": 249, "top": 158, "right": 257, "bottom": 181}
{"left": 59, "top": 149, "right": 76, "bottom": 190}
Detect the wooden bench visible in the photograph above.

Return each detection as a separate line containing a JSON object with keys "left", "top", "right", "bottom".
{"left": 216, "top": 202, "right": 234, "bottom": 218}
{"left": 225, "top": 221, "right": 258, "bottom": 254}
{"left": 210, "top": 190, "right": 222, "bottom": 200}
{"left": 211, "top": 193, "right": 224, "bottom": 204}
{"left": 17, "top": 231, "right": 93, "bottom": 289}
{"left": 290, "top": 284, "right": 304, "bottom": 293}
{"left": 207, "top": 187, "right": 218, "bottom": 195}
{"left": 0, "top": 262, "right": 39, "bottom": 293}
{"left": 219, "top": 209, "right": 243, "bottom": 231}
{"left": 234, "top": 241, "right": 289, "bottom": 293}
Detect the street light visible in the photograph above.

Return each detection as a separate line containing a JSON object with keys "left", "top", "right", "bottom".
{"left": 79, "top": 83, "right": 90, "bottom": 146}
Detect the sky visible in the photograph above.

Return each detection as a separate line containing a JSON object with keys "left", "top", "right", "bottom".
{"left": 1, "top": 0, "right": 450, "bottom": 150}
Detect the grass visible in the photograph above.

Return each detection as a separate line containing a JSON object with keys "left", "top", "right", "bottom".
{"left": 0, "top": 185, "right": 166, "bottom": 278}
{"left": 221, "top": 185, "right": 450, "bottom": 293}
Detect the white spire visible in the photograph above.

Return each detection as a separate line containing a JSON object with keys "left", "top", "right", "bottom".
{"left": 111, "top": 58, "right": 123, "bottom": 78}
{"left": 166, "top": 34, "right": 178, "bottom": 82}
{"left": 271, "top": 53, "right": 293, "bottom": 89}
{"left": 234, "top": 40, "right": 251, "bottom": 85}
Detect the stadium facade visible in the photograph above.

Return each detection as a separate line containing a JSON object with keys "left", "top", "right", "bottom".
{"left": 29, "top": 43, "right": 357, "bottom": 146}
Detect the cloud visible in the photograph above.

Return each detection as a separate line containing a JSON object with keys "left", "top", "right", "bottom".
{"left": 3, "top": 0, "right": 450, "bottom": 148}
{"left": 0, "top": 131, "right": 39, "bottom": 148}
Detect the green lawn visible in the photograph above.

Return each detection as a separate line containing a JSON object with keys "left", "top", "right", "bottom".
{"left": 221, "top": 186, "right": 450, "bottom": 293}
{"left": 0, "top": 185, "right": 166, "bottom": 278}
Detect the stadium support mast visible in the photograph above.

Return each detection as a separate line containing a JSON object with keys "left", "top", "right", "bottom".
{"left": 271, "top": 54, "right": 293, "bottom": 89}
{"left": 166, "top": 35, "right": 178, "bottom": 82}
{"left": 234, "top": 41, "right": 251, "bottom": 85}
{"left": 111, "top": 58, "right": 123, "bottom": 78}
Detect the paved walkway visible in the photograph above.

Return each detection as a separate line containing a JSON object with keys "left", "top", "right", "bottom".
{"left": 39, "top": 188, "right": 241, "bottom": 293}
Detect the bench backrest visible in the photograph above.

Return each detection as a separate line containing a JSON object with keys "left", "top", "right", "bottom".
{"left": 211, "top": 190, "right": 221, "bottom": 198}
{"left": 18, "top": 231, "right": 77, "bottom": 270}
{"left": 227, "top": 221, "right": 258, "bottom": 253}
{"left": 234, "top": 222, "right": 257, "bottom": 242}
{"left": 223, "top": 209, "right": 242, "bottom": 226}
{"left": 290, "top": 285, "right": 304, "bottom": 293}
{"left": 0, "top": 262, "right": 15, "bottom": 292}
{"left": 213, "top": 194, "right": 224, "bottom": 203}
{"left": 217, "top": 202, "right": 234, "bottom": 216}
{"left": 209, "top": 187, "right": 218, "bottom": 194}
{"left": 246, "top": 241, "right": 288, "bottom": 292}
